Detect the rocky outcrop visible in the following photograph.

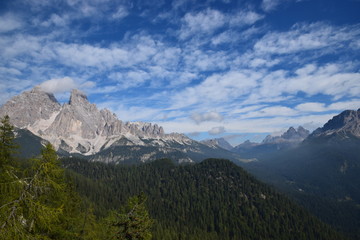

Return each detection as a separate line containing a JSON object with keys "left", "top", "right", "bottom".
{"left": 262, "top": 126, "right": 310, "bottom": 144}
{"left": 0, "top": 86, "right": 61, "bottom": 128}
{"left": 232, "top": 126, "right": 310, "bottom": 159}
{"left": 201, "top": 138, "right": 233, "bottom": 151}
{"left": 45, "top": 89, "right": 124, "bottom": 139}
{"left": 310, "top": 109, "right": 360, "bottom": 138}
{"left": 0, "top": 87, "right": 194, "bottom": 156}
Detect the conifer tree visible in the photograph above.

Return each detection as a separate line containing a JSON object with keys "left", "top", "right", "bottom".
{"left": 0, "top": 143, "right": 65, "bottom": 239}
{"left": 109, "top": 192, "right": 153, "bottom": 240}
{"left": 0, "top": 115, "right": 17, "bottom": 168}
{"left": 0, "top": 115, "right": 23, "bottom": 239}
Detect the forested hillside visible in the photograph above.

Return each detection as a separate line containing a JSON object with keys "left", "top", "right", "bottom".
{"left": 63, "top": 157, "right": 347, "bottom": 240}
{"left": 0, "top": 115, "right": 348, "bottom": 239}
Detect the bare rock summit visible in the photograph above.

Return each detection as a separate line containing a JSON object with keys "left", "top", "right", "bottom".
{"left": 0, "top": 86, "right": 61, "bottom": 128}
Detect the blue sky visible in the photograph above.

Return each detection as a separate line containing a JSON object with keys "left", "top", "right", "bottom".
{"left": 0, "top": 0, "right": 359, "bottom": 145}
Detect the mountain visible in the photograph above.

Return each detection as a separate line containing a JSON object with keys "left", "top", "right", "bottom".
{"left": 262, "top": 126, "right": 310, "bottom": 143}
{"left": 13, "top": 128, "right": 50, "bottom": 158}
{"left": 245, "top": 109, "right": 360, "bottom": 239}
{"left": 201, "top": 137, "right": 233, "bottom": 151}
{"left": 309, "top": 108, "right": 360, "bottom": 139}
{"left": 232, "top": 126, "right": 310, "bottom": 159}
{"left": 0, "top": 86, "right": 61, "bottom": 128}
{"left": 0, "top": 87, "right": 245, "bottom": 164}
{"left": 63, "top": 157, "right": 346, "bottom": 240}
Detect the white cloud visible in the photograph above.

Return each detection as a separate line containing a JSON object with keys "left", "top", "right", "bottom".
{"left": 40, "top": 77, "right": 77, "bottom": 93}
{"left": 98, "top": 103, "right": 162, "bottom": 122}
{"left": 179, "top": 9, "right": 226, "bottom": 39}
{"left": 242, "top": 106, "right": 298, "bottom": 118}
{"left": 296, "top": 102, "right": 326, "bottom": 112}
{"left": 244, "top": 63, "right": 360, "bottom": 105}
{"left": 254, "top": 22, "right": 360, "bottom": 55}
{"left": 0, "top": 14, "right": 23, "bottom": 33}
{"left": 191, "top": 111, "right": 224, "bottom": 124}
{"left": 0, "top": 67, "right": 22, "bottom": 76}
{"left": 112, "top": 6, "right": 129, "bottom": 20}
{"left": 170, "top": 70, "right": 261, "bottom": 109}
{"left": 41, "top": 14, "right": 69, "bottom": 27}
{"left": 261, "top": 0, "right": 281, "bottom": 12}
{"left": 1, "top": 35, "right": 42, "bottom": 59}
{"left": 284, "top": 64, "right": 360, "bottom": 99}
{"left": 327, "top": 100, "right": 360, "bottom": 111}
{"left": 296, "top": 100, "right": 360, "bottom": 113}
{"left": 179, "top": 9, "right": 264, "bottom": 40}
{"left": 211, "top": 31, "right": 234, "bottom": 45}
{"left": 230, "top": 11, "right": 264, "bottom": 26}
{"left": 208, "top": 126, "right": 226, "bottom": 135}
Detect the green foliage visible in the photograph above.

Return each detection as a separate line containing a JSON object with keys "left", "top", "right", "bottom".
{"left": 0, "top": 143, "right": 65, "bottom": 239}
{"left": 0, "top": 116, "right": 100, "bottom": 239}
{"left": 0, "top": 115, "right": 350, "bottom": 239}
{"left": 249, "top": 136, "right": 360, "bottom": 239}
{"left": 106, "top": 192, "right": 153, "bottom": 240}
{"left": 0, "top": 115, "right": 17, "bottom": 168}
{"left": 64, "top": 158, "right": 347, "bottom": 240}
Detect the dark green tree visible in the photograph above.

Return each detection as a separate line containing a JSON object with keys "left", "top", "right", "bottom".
{"left": 0, "top": 115, "right": 23, "bottom": 239}
{"left": 0, "top": 144, "right": 66, "bottom": 239}
{"left": 0, "top": 115, "right": 17, "bottom": 168}
{"left": 109, "top": 192, "right": 153, "bottom": 240}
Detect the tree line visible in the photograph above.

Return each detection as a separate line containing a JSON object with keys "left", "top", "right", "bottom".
{"left": 0, "top": 115, "right": 152, "bottom": 240}
{"left": 0, "top": 115, "right": 349, "bottom": 240}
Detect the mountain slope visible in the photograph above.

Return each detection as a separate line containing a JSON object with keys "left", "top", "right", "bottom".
{"left": 201, "top": 137, "right": 233, "bottom": 151}
{"left": 0, "top": 86, "right": 61, "bottom": 128}
{"left": 244, "top": 109, "right": 360, "bottom": 239}
{"left": 63, "top": 158, "right": 346, "bottom": 240}
{"left": 309, "top": 108, "right": 360, "bottom": 139}
{"left": 1, "top": 87, "right": 245, "bottom": 164}
{"left": 233, "top": 126, "right": 310, "bottom": 159}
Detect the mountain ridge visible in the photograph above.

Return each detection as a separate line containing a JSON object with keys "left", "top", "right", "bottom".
{"left": 231, "top": 126, "right": 310, "bottom": 159}
{"left": 0, "top": 87, "right": 244, "bottom": 164}
{"left": 309, "top": 108, "right": 360, "bottom": 139}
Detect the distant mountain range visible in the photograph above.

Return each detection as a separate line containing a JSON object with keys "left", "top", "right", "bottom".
{"left": 0, "top": 87, "right": 243, "bottom": 164}
{"left": 201, "top": 126, "right": 310, "bottom": 159}
{"left": 232, "top": 126, "right": 310, "bottom": 159}
{"left": 246, "top": 108, "right": 360, "bottom": 239}
{"left": 202, "top": 108, "right": 360, "bottom": 239}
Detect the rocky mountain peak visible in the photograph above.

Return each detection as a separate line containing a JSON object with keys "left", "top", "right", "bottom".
{"left": 297, "top": 126, "right": 309, "bottom": 137}
{"left": 310, "top": 109, "right": 360, "bottom": 138}
{"left": 201, "top": 137, "right": 233, "bottom": 151}
{"left": 69, "top": 89, "right": 89, "bottom": 106}
{"left": 1, "top": 87, "right": 224, "bottom": 161}
{"left": 0, "top": 86, "right": 61, "bottom": 128}
{"left": 262, "top": 126, "right": 310, "bottom": 144}
{"left": 282, "top": 126, "right": 310, "bottom": 140}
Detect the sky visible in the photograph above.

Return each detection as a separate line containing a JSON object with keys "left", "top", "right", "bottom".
{"left": 0, "top": 0, "right": 359, "bottom": 145}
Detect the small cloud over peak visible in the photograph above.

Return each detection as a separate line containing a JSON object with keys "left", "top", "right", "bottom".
{"left": 208, "top": 126, "right": 226, "bottom": 135}
{"left": 40, "top": 77, "right": 77, "bottom": 94}
{"left": 191, "top": 111, "right": 224, "bottom": 124}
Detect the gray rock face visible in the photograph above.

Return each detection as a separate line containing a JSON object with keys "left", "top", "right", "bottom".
{"left": 0, "top": 86, "right": 61, "bottom": 128}
{"left": 45, "top": 89, "right": 124, "bottom": 139}
{"left": 201, "top": 138, "right": 233, "bottom": 151}
{"left": 125, "top": 122, "right": 165, "bottom": 138}
{"left": 0, "top": 87, "right": 193, "bottom": 157}
{"left": 310, "top": 109, "right": 360, "bottom": 138}
{"left": 262, "top": 126, "right": 310, "bottom": 144}
{"left": 233, "top": 126, "right": 310, "bottom": 159}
